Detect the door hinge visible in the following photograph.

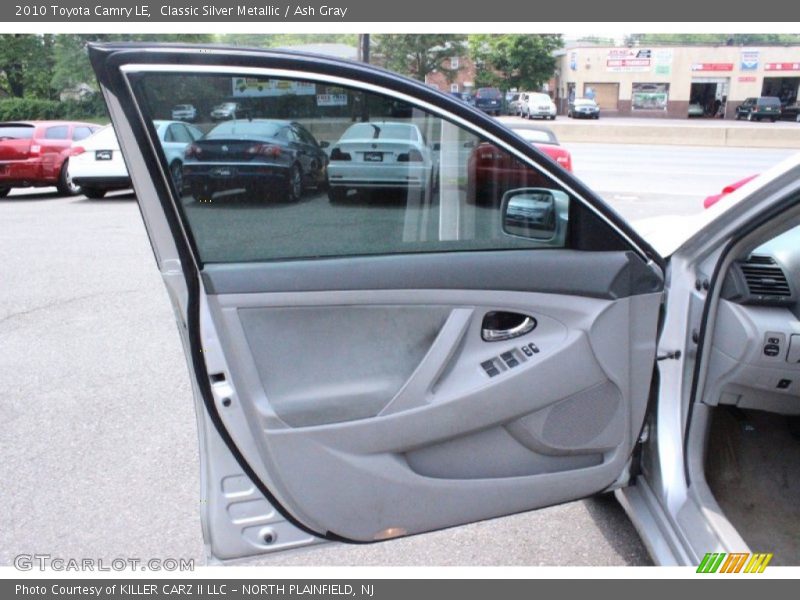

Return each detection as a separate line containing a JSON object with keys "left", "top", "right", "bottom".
{"left": 656, "top": 350, "right": 682, "bottom": 361}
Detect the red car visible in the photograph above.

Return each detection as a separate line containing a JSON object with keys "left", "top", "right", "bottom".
{"left": 468, "top": 124, "right": 573, "bottom": 205}
{"left": 0, "top": 120, "right": 102, "bottom": 197}
{"left": 703, "top": 175, "right": 758, "bottom": 209}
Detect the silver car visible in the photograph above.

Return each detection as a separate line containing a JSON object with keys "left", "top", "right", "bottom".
{"left": 326, "top": 121, "right": 435, "bottom": 203}
{"left": 89, "top": 42, "right": 800, "bottom": 568}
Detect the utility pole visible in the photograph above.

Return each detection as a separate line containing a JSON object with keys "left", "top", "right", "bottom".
{"left": 359, "top": 34, "right": 370, "bottom": 63}
{"left": 358, "top": 34, "right": 370, "bottom": 122}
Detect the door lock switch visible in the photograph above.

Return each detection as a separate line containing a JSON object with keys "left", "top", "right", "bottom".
{"left": 500, "top": 351, "right": 519, "bottom": 368}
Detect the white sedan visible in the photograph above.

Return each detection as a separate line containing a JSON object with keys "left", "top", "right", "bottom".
{"left": 69, "top": 120, "right": 203, "bottom": 198}
{"left": 326, "top": 121, "right": 436, "bottom": 203}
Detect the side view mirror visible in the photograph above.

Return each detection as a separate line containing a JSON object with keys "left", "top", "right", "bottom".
{"left": 501, "top": 188, "right": 569, "bottom": 244}
{"left": 319, "top": 140, "right": 330, "bottom": 149}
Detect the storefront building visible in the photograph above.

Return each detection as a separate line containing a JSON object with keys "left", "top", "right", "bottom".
{"left": 555, "top": 45, "right": 800, "bottom": 118}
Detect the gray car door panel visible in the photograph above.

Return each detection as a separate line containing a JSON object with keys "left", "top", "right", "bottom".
{"left": 201, "top": 284, "right": 661, "bottom": 543}
{"left": 89, "top": 44, "right": 664, "bottom": 562}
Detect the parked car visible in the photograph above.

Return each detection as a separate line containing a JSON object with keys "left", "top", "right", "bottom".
{"left": 568, "top": 98, "right": 600, "bottom": 119}
{"left": 507, "top": 93, "right": 524, "bottom": 116}
{"left": 0, "top": 120, "right": 101, "bottom": 197}
{"left": 69, "top": 120, "right": 203, "bottom": 198}
{"left": 688, "top": 103, "right": 705, "bottom": 118}
{"left": 89, "top": 42, "right": 800, "bottom": 568}
{"left": 467, "top": 124, "right": 572, "bottom": 205}
{"left": 184, "top": 119, "right": 327, "bottom": 203}
{"left": 210, "top": 102, "right": 241, "bottom": 121}
{"left": 521, "top": 92, "right": 557, "bottom": 120}
{"left": 703, "top": 174, "right": 759, "bottom": 209}
{"left": 512, "top": 124, "right": 572, "bottom": 169}
{"left": 171, "top": 104, "right": 198, "bottom": 122}
{"left": 326, "top": 121, "right": 435, "bottom": 203}
{"left": 779, "top": 102, "right": 800, "bottom": 122}
{"left": 474, "top": 87, "right": 503, "bottom": 116}
{"left": 735, "top": 96, "right": 782, "bottom": 122}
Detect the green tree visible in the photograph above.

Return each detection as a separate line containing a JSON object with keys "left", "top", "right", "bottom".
{"left": 374, "top": 34, "right": 466, "bottom": 81}
{"left": 218, "top": 33, "right": 358, "bottom": 48}
{"left": 51, "top": 34, "right": 216, "bottom": 96}
{"left": 0, "top": 35, "right": 55, "bottom": 98}
{"left": 468, "top": 34, "right": 563, "bottom": 91}
{"left": 624, "top": 33, "right": 800, "bottom": 46}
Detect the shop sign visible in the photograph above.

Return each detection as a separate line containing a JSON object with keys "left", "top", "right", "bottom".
{"left": 740, "top": 50, "right": 759, "bottom": 71}
{"left": 738, "top": 76, "right": 757, "bottom": 82}
{"left": 765, "top": 62, "right": 800, "bottom": 71}
{"left": 691, "top": 63, "right": 734, "bottom": 72}
{"left": 607, "top": 48, "right": 652, "bottom": 72}
{"left": 654, "top": 49, "right": 673, "bottom": 75}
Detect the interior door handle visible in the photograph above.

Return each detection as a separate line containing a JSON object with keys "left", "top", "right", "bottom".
{"left": 481, "top": 312, "right": 537, "bottom": 342}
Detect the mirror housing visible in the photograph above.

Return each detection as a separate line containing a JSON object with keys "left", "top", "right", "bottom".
{"left": 501, "top": 188, "right": 569, "bottom": 245}
{"left": 319, "top": 140, "right": 330, "bottom": 149}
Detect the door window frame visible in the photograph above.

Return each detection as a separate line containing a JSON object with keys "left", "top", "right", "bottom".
{"left": 119, "top": 62, "right": 655, "bottom": 268}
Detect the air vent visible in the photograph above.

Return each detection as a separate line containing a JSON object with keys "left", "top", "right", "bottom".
{"left": 745, "top": 254, "right": 775, "bottom": 265}
{"left": 740, "top": 256, "right": 791, "bottom": 298}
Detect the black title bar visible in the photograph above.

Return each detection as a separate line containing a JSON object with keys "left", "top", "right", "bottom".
{"left": 4, "top": 0, "right": 800, "bottom": 22}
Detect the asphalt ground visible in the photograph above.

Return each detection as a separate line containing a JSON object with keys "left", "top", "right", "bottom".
{"left": 2, "top": 141, "right": 797, "bottom": 567}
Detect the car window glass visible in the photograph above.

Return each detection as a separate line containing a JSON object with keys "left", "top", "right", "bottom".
{"left": 170, "top": 124, "right": 194, "bottom": 144}
{"left": 72, "top": 126, "right": 93, "bottom": 141}
{"left": 44, "top": 125, "right": 69, "bottom": 140}
{"left": 134, "top": 73, "right": 573, "bottom": 265}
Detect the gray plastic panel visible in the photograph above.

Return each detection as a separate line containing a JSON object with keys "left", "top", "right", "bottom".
{"left": 202, "top": 250, "right": 663, "bottom": 300}
{"left": 202, "top": 289, "right": 661, "bottom": 541}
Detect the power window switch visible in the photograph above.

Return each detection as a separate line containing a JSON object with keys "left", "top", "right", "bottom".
{"left": 481, "top": 360, "right": 500, "bottom": 377}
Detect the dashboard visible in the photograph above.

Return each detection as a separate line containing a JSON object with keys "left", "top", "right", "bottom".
{"left": 705, "top": 226, "right": 800, "bottom": 415}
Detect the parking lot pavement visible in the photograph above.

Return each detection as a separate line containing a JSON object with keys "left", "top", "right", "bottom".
{"left": 500, "top": 115, "right": 800, "bottom": 128}
{"left": 4, "top": 140, "right": 793, "bottom": 567}
{"left": 0, "top": 188, "right": 651, "bottom": 567}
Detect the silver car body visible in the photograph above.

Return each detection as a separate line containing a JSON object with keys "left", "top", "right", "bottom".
{"left": 327, "top": 121, "right": 434, "bottom": 192}
{"left": 90, "top": 44, "right": 800, "bottom": 567}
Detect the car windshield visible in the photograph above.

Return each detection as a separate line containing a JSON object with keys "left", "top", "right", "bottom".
{"left": 530, "top": 94, "right": 551, "bottom": 103}
{"left": 206, "top": 120, "right": 281, "bottom": 139}
{"left": 512, "top": 128, "right": 557, "bottom": 145}
{"left": 575, "top": 99, "right": 595, "bottom": 106}
{"left": 217, "top": 103, "right": 237, "bottom": 109}
{"left": 340, "top": 123, "right": 417, "bottom": 141}
{"left": 0, "top": 124, "right": 34, "bottom": 140}
{"left": 476, "top": 88, "right": 500, "bottom": 98}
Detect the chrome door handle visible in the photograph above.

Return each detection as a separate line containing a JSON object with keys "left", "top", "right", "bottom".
{"left": 481, "top": 314, "right": 537, "bottom": 342}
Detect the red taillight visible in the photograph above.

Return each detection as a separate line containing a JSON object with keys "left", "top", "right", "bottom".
{"left": 330, "top": 147, "right": 351, "bottom": 161}
{"left": 69, "top": 146, "right": 85, "bottom": 157}
{"left": 247, "top": 143, "right": 282, "bottom": 158}
{"left": 556, "top": 155, "right": 572, "bottom": 171}
{"left": 397, "top": 149, "right": 424, "bottom": 162}
{"left": 185, "top": 144, "right": 202, "bottom": 159}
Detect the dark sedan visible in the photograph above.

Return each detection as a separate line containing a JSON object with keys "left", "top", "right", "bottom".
{"left": 780, "top": 102, "right": 800, "bottom": 122}
{"left": 568, "top": 98, "right": 600, "bottom": 119}
{"left": 183, "top": 119, "right": 328, "bottom": 203}
{"left": 474, "top": 87, "right": 503, "bottom": 116}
